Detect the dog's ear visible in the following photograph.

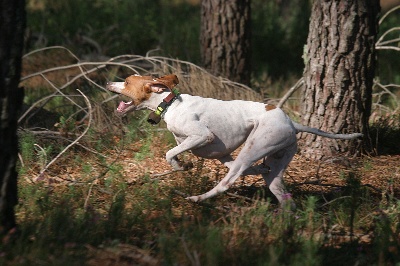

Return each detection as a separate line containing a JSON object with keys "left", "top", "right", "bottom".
{"left": 143, "top": 74, "right": 179, "bottom": 93}
{"left": 158, "top": 74, "right": 179, "bottom": 88}
{"left": 144, "top": 83, "right": 167, "bottom": 93}
{"left": 150, "top": 85, "right": 167, "bottom": 93}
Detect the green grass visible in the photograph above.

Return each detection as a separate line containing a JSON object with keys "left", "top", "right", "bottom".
{"left": 7, "top": 110, "right": 400, "bottom": 265}
{"left": 3, "top": 152, "right": 400, "bottom": 265}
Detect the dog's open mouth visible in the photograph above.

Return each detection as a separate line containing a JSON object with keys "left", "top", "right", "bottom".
{"left": 117, "top": 100, "right": 133, "bottom": 113}
{"left": 115, "top": 95, "right": 137, "bottom": 115}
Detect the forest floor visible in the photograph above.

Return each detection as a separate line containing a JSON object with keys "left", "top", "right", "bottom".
{"left": 43, "top": 132, "right": 400, "bottom": 208}
{"left": 13, "top": 124, "right": 400, "bottom": 265}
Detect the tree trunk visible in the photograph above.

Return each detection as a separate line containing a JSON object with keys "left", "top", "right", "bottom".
{"left": 0, "top": 0, "right": 25, "bottom": 233}
{"left": 300, "top": 0, "right": 380, "bottom": 160}
{"left": 200, "top": 0, "right": 251, "bottom": 85}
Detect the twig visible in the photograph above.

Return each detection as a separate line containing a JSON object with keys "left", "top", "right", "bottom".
{"left": 378, "top": 37, "right": 400, "bottom": 46}
{"left": 375, "top": 45, "right": 400, "bottom": 52}
{"left": 21, "top": 61, "right": 136, "bottom": 82}
{"left": 33, "top": 143, "right": 47, "bottom": 173}
{"left": 173, "top": 189, "right": 190, "bottom": 198}
{"left": 27, "top": 129, "right": 107, "bottom": 158}
{"left": 23, "top": 45, "right": 79, "bottom": 59}
{"left": 277, "top": 78, "right": 304, "bottom": 108}
{"left": 319, "top": 196, "right": 352, "bottom": 207}
{"left": 150, "top": 169, "right": 186, "bottom": 179}
{"left": 379, "top": 5, "right": 400, "bottom": 25}
{"left": 172, "top": 190, "right": 229, "bottom": 212}
{"left": 376, "top": 27, "right": 400, "bottom": 49}
{"left": 34, "top": 89, "right": 93, "bottom": 181}
{"left": 18, "top": 93, "right": 59, "bottom": 123}
{"left": 40, "top": 74, "right": 84, "bottom": 110}
{"left": 226, "top": 192, "right": 256, "bottom": 202}
{"left": 180, "top": 237, "right": 200, "bottom": 266}
{"left": 84, "top": 181, "right": 95, "bottom": 210}
{"left": 79, "top": 137, "right": 126, "bottom": 185}
{"left": 18, "top": 153, "right": 24, "bottom": 168}
{"left": 374, "top": 82, "right": 400, "bottom": 105}
{"left": 22, "top": 46, "right": 262, "bottom": 105}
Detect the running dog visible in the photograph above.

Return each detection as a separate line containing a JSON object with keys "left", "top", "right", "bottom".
{"left": 106, "top": 74, "right": 362, "bottom": 205}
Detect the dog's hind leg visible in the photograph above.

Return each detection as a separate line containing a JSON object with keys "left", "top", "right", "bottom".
{"left": 261, "top": 143, "right": 297, "bottom": 208}
{"left": 219, "top": 155, "right": 270, "bottom": 175}
{"left": 187, "top": 124, "right": 297, "bottom": 203}
{"left": 186, "top": 154, "right": 258, "bottom": 202}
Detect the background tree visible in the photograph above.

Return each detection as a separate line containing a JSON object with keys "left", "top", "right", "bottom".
{"left": 0, "top": 0, "right": 25, "bottom": 233}
{"left": 300, "top": 0, "right": 380, "bottom": 160}
{"left": 200, "top": 0, "right": 251, "bottom": 85}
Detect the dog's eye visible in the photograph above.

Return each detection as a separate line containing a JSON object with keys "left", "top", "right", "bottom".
{"left": 125, "top": 81, "right": 129, "bottom": 86}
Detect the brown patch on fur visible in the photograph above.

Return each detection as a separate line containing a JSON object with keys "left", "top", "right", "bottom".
{"left": 121, "top": 74, "right": 179, "bottom": 105}
{"left": 265, "top": 104, "right": 276, "bottom": 111}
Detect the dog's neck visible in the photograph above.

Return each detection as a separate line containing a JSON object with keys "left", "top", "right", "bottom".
{"left": 139, "top": 90, "right": 179, "bottom": 111}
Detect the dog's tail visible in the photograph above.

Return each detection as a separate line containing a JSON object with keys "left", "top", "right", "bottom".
{"left": 292, "top": 122, "right": 363, "bottom": 140}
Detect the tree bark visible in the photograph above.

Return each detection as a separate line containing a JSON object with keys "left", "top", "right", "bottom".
{"left": 0, "top": 0, "right": 25, "bottom": 233}
{"left": 200, "top": 0, "right": 251, "bottom": 85}
{"left": 300, "top": 0, "right": 380, "bottom": 160}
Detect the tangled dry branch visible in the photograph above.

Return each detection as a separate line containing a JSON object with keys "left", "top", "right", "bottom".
{"left": 19, "top": 46, "right": 265, "bottom": 182}
{"left": 376, "top": 5, "right": 400, "bottom": 52}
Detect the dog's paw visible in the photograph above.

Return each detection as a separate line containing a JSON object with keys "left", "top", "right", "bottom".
{"left": 186, "top": 195, "right": 200, "bottom": 202}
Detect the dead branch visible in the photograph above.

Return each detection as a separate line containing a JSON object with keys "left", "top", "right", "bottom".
{"left": 225, "top": 192, "right": 256, "bottom": 202}
{"left": 34, "top": 89, "right": 93, "bottom": 181}
{"left": 172, "top": 190, "right": 229, "bottom": 212}
{"left": 277, "top": 78, "right": 304, "bottom": 108}
{"left": 379, "top": 5, "right": 400, "bottom": 25}
{"left": 27, "top": 129, "right": 107, "bottom": 158}
{"left": 376, "top": 5, "right": 400, "bottom": 56}
{"left": 150, "top": 169, "right": 187, "bottom": 180}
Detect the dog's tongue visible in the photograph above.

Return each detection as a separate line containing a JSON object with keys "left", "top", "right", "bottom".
{"left": 117, "top": 101, "right": 132, "bottom": 112}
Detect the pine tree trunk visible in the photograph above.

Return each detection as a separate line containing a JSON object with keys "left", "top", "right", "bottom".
{"left": 200, "top": 0, "right": 251, "bottom": 85}
{"left": 300, "top": 0, "right": 380, "bottom": 160}
{"left": 0, "top": 0, "right": 25, "bottom": 233}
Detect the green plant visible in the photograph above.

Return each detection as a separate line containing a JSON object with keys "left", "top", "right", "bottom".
{"left": 363, "top": 159, "right": 373, "bottom": 171}
{"left": 19, "top": 131, "right": 36, "bottom": 164}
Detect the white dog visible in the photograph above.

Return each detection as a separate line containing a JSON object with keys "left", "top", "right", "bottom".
{"left": 106, "top": 74, "right": 362, "bottom": 205}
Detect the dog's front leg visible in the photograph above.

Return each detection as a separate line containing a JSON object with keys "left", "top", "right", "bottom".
{"left": 166, "top": 132, "right": 214, "bottom": 171}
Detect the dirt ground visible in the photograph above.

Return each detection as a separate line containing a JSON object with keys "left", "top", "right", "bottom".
{"left": 19, "top": 134, "right": 400, "bottom": 265}
{"left": 101, "top": 136, "right": 400, "bottom": 204}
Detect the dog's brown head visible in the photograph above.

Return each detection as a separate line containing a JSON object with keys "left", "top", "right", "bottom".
{"left": 106, "top": 74, "right": 179, "bottom": 114}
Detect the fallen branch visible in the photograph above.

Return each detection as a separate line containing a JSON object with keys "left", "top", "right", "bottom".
{"left": 34, "top": 89, "right": 93, "bottom": 181}
{"left": 277, "top": 78, "right": 304, "bottom": 108}
{"left": 150, "top": 169, "right": 185, "bottom": 178}
{"left": 172, "top": 190, "right": 229, "bottom": 212}
{"left": 226, "top": 192, "right": 256, "bottom": 202}
{"left": 379, "top": 5, "right": 400, "bottom": 25}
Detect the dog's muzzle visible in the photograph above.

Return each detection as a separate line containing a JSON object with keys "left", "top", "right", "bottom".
{"left": 106, "top": 82, "right": 124, "bottom": 93}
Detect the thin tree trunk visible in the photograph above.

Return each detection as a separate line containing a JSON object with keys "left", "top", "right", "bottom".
{"left": 200, "top": 0, "right": 251, "bottom": 85}
{"left": 0, "top": 0, "right": 26, "bottom": 233}
{"left": 300, "top": 0, "right": 380, "bottom": 160}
